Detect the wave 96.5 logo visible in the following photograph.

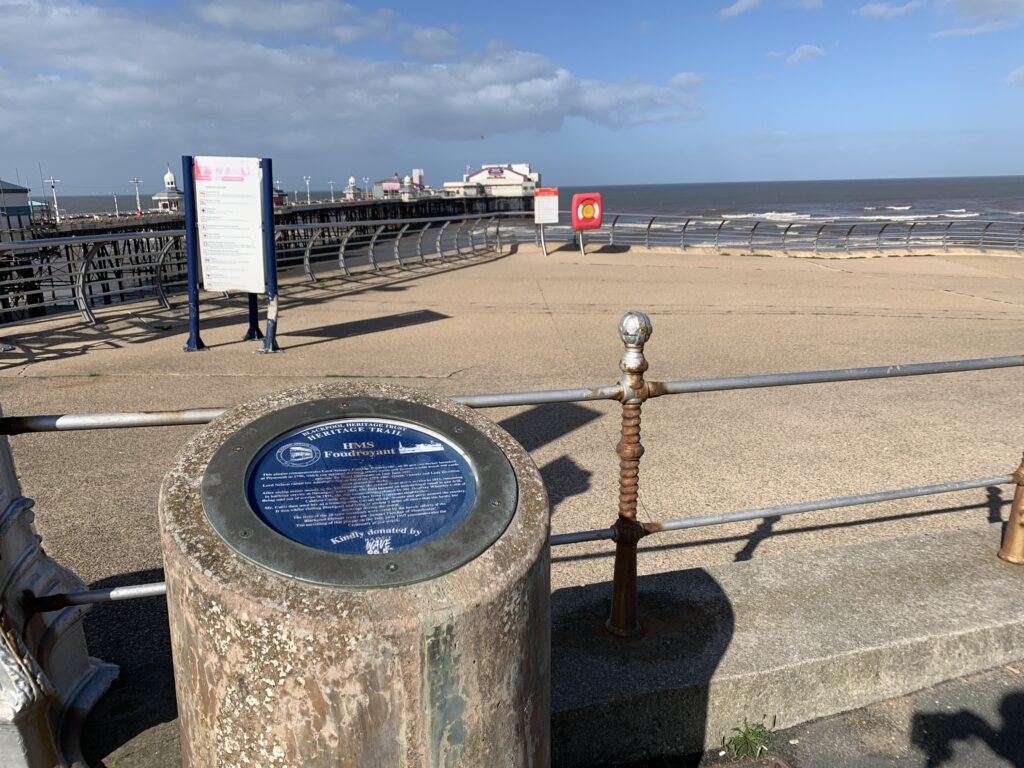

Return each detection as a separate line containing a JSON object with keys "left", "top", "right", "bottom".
{"left": 275, "top": 442, "right": 321, "bottom": 468}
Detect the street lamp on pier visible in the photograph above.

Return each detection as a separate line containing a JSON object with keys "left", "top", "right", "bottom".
{"left": 303, "top": 176, "right": 312, "bottom": 204}
{"left": 327, "top": 180, "right": 336, "bottom": 203}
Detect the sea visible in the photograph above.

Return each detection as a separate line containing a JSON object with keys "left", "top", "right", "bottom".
{"left": 52, "top": 175, "right": 1024, "bottom": 223}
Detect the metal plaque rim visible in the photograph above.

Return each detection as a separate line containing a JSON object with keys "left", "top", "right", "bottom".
{"left": 200, "top": 397, "right": 518, "bottom": 588}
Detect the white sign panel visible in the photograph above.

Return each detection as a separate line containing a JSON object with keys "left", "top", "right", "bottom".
{"left": 534, "top": 187, "right": 559, "bottom": 225}
{"left": 194, "top": 156, "right": 267, "bottom": 293}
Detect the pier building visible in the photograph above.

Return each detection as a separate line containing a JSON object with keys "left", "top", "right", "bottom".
{"left": 444, "top": 163, "right": 540, "bottom": 198}
{"left": 151, "top": 166, "right": 183, "bottom": 212}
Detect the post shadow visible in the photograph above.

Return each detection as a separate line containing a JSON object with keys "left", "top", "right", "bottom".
{"left": 551, "top": 569, "right": 734, "bottom": 767}
{"left": 911, "top": 692, "right": 1024, "bottom": 766}
{"left": 79, "top": 569, "right": 178, "bottom": 767}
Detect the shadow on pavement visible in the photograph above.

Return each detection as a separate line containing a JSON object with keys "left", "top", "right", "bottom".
{"left": 80, "top": 569, "right": 176, "bottom": 767}
{"left": 499, "top": 403, "right": 604, "bottom": 515}
{"left": 551, "top": 569, "right": 734, "bottom": 766}
{"left": 911, "top": 693, "right": 1024, "bottom": 766}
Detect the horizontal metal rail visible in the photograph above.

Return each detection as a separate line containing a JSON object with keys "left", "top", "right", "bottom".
{"left": 655, "top": 355, "right": 1024, "bottom": 396}
{"left": 26, "top": 581, "right": 168, "bottom": 613}
{"left": 2, "top": 354, "right": 1018, "bottom": 434}
{"left": 551, "top": 474, "right": 1015, "bottom": 545}
{"left": 25, "top": 473, "right": 1013, "bottom": 607}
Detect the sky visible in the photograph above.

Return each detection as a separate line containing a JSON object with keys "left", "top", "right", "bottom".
{"left": 1, "top": 0, "right": 1023, "bottom": 194}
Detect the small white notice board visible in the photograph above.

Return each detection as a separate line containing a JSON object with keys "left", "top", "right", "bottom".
{"left": 194, "top": 156, "right": 266, "bottom": 294}
{"left": 534, "top": 187, "right": 559, "bottom": 225}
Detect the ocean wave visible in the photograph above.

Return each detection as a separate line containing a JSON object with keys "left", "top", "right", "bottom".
{"left": 886, "top": 205, "right": 912, "bottom": 211}
{"left": 849, "top": 212, "right": 980, "bottom": 221}
{"left": 863, "top": 206, "right": 879, "bottom": 211}
{"left": 723, "top": 211, "right": 816, "bottom": 221}
{"left": 946, "top": 208, "right": 967, "bottom": 213}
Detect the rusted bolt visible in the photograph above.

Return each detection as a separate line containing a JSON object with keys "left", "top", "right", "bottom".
{"left": 453, "top": 426, "right": 464, "bottom": 434}
{"left": 386, "top": 563, "right": 398, "bottom": 572}
{"left": 239, "top": 528, "right": 253, "bottom": 539}
{"left": 232, "top": 446, "right": 243, "bottom": 453}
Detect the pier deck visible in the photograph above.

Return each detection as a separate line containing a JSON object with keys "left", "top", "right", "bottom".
{"left": 2, "top": 243, "right": 1023, "bottom": 764}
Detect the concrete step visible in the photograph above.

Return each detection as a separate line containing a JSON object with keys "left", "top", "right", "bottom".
{"left": 551, "top": 522, "right": 1024, "bottom": 767}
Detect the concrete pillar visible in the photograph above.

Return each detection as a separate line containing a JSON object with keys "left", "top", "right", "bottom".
{"left": 159, "top": 384, "right": 550, "bottom": 767}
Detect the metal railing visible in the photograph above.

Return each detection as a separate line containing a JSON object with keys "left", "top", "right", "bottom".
{"left": 0, "top": 213, "right": 515, "bottom": 327}
{"left": 2, "top": 210, "right": 1019, "bottom": 329}
{"left": 9, "top": 312, "right": 1024, "bottom": 625}
{"left": 535, "top": 212, "right": 1024, "bottom": 256}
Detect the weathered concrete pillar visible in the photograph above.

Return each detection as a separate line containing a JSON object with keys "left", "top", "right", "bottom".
{"left": 159, "top": 383, "right": 550, "bottom": 767}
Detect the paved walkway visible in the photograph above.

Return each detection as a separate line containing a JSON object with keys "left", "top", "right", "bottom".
{"left": 1, "top": 243, "right": 1022, "bottom": 764}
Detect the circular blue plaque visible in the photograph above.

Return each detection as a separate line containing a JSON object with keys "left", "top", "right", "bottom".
{"left": 246, "top": 418, "right": 478, "bottom": 556}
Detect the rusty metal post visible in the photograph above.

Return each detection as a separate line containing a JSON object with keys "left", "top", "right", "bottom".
{"left": 606, "top": 311, "right": 653, "bottom": 637}
{"left": 998, "top": 453, "right": 1024, "bottom": 564}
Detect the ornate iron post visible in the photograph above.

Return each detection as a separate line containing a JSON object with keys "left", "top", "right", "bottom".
{"left": 998, "top": 453, "right": 1024, "bottom": 564}
{"left": 607, "top": 311, "right": 653, "bottom": 637}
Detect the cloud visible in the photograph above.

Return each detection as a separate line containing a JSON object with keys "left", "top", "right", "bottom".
{"left": 1009, "top": 65, "right": 1024, "bottom": 84}
{"left": 786, "top": 44, "right": 825, "bottom": 65}
{"left": 930, "top": 19, "right": 1013, "bottom": 33}
{"left": 0, "top": 0, "right": 705, "bottom": 172}
{"left": 402, "top": 27, "right": 460, "bottom": 61}
{"left": 790, "top": 0, "right": 824, "bottom": 7}
{"left": 855, "top": 1, "right": 925, "bottom": 19}
{"left": 939, "top": 0, "right": 1024, "bottom": 18}
{"left": 192, "top": 0, "right": 345, "bottom": 32}
{"left": 669, "top": 71, "right": 702, "bottom": 89}
{"left": 932, "top": 0, "right": 1024, "bottom": 34}
{"left": 720, "top": 0, "right": 762, "bottom": 20}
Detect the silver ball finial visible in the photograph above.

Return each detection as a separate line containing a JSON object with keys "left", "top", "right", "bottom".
{"left": 618, "top": 311, "right": 652, "bottom": 348}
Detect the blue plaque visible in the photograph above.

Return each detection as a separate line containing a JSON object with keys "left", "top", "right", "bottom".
{"left": 246, "top": 418, "right": 478, "bottom": 555}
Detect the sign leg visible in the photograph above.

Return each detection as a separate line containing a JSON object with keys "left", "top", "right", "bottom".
{"left": 539, "top": 225, "right": 549, "bottom": 257}
{"left": 242, "top": 293, "right": 264, "bottom": 340}
{"left": 181, "top": 155, "right": 207, "bottom": 352}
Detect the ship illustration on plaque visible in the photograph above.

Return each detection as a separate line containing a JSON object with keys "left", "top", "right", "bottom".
{"left": 398, "top": 441, "right": 445, "bottom": 455}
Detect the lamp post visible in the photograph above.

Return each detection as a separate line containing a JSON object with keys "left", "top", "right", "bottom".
{"left": 327, "top": 180, "right": 336, "bottom": 203}
{"left": 303, "top": 176, "right": 311, "bottom": 204}
{"left": 363, "top": 176, "right": 370, "bottom": 200}
{"left": 45, "top": 176, "right": 61, "bottom": 224}
{"left": 129, "top": 177, "right": 143, "bottom": 215}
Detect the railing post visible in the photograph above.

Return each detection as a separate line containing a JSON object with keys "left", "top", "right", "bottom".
{"left": 943, "top": 221, "right": 954, "bottom": 253}
{"left": 416, "top": 223, "right": 429, "bottom": 263}
{"left": 337, "top": 228, "right": 353, "bottom": 276}
{"left": 845, "top": 224, "right": 856, "bottom": 255}
{"left": 748, "top": 221, "right": 760, "bottom": 252}
{"left": 980, "top": 221, "right": 993, "bottom": 250}
{"left": 998, "top": 454, "right": 1024, "bottom": 565}
{"left": 606, "top": 311, "right": 653, "bottom": 637}
{"left": 436, "top": 220, "right": 451, "bottom": 260}
{"left": 781, "top": 223, "right": 793, "bottom": 255}
{"left": 814, "top": 224, "right": 826, "bottom": 255}
{"left": 367, "top": 224, "right": 384, "bottom": 271}
{"left": 153, "top": 238, "right": 176, "bottom": 310}
{"left": 1017, "top": 225, "right": 1024, "bottom": 256}
{"left": 74, "top": 243, "right": 101, "bottom": 325}
{"left": 302, "top": 228, "right": 322, "bottom": 282}
{"left": 680, "top": 218, "right": 690, "bottom": 251}
{"left": 645, "top": 217, "right": 655, "bottom": 249}
{"left": 393, "top": 223, "right": 410, "bottom": 268}
{"left": 610, "top": 215, "right": 620, "bottom": 246}
{"left": 877, "top": 222, "right": 890, "bottom": 253}
{"left": 906, "top": 222, "right": 916, "bottom": 252}
{"left": 714, "top": 220, "right": 726, "bottom": 252}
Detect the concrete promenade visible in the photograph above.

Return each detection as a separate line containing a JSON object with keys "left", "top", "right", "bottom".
{"left": 2, "top": 242, "right": 1023, "bottom": 764}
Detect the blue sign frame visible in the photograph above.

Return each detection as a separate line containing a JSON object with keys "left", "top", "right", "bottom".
{"left": 182, "top": 155, "right": 279, "bottom": 353}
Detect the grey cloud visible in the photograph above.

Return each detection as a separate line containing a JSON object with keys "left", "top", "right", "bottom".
{"left": 402, "top": 27, "right": 460, "bottom": 61}
{"left": 720, "top": 0, "right": 762, "bottom": 20}
{"left": 192, "top": 0, "right": 351, "bottom": 33}
{"left": 786, "top": 44, "right": 825, "bottom": 65}
{"left": 855, "top": 1, "right": 925, "bottom": 19}
{"left": 0, "top": 0, "right": 704, "bottom": 163}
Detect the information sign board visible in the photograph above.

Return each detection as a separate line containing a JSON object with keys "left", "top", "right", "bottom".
{"left": 246, "top": 418, "right": 478, "bottom": 555}
{"left": 534, "top": 187, "right": 559, "bottom": 225}
{"left": 194, "top": 156, "right": 266, "bottom": 294}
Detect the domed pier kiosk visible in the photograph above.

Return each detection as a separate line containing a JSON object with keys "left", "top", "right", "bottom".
{"left": 159, "top": 384, "right": 550, "bottom": 767}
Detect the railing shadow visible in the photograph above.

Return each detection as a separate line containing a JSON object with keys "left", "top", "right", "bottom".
{"left": 80, "top": 569, "right": 177, "bottom": 768}
{"left": 553, "top": 490, "right": 1011, "bottom": 565}
{"left": 551, "top": 569, "right": 734, "bottom": 766}
{"left": 498, "top": 403, "right": 604, "bottom": 515}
